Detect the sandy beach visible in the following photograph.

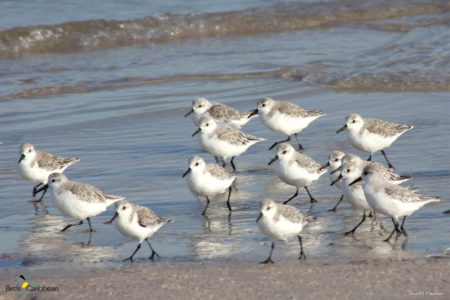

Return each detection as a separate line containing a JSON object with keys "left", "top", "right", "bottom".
{"left": 1, "top": 258, "right": 448, "bottom": 299}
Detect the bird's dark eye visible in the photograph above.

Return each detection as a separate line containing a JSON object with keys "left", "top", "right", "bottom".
{"left": 266, "top": 207, "right": 270, "bottom": 211}
{"left": 334, "top": 158, "right": 338, "bottom": 162}
{"left": 199, "top": 105, "right": 202, "bottom": 107}
{"left": 195, "top": 162, "right": 199, "bottom": 166}
{"left": 122, "top": 206, "right": 126, "bottom": 211}
{"left": 262, "top": 104, "right": 266, "bottom": 107}
{"left": 28, "top": 149, "right": 32, "bottom": 153}
{"left": 282, "top": 151, "right": 287, "bottom": 154}
{"left": 346, "top": 169, "right": 350, "bottom": 172}
{"left": 206, "top": 123, "right": 209, "bottom": 126}
{"left": 352, "top": 120, "right": 356, "bottom": 123}
{"left": 52, "top": 179, "right": 55, "bottom": 182}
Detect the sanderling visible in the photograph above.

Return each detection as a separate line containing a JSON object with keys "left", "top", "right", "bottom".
{"left": 324, "top": 150, "right": 345, "bottom": 212}
{"left": 35, "top": 173, "right": 124, "bottom": 232}
{"left": 17, "top": 143, "right": 80, "bottom": 201}
{"left": 192, "top": 116, "right": 265, "bottom": 172}
{"left": 256, "top": 199, "right": 314, "bottom": 263}
{"left": 185, "top": 98, "right": 258, "bottom": 128}
{"left": 331, "top": 161, "right": 372, "bottom": 235}
{"left": 249, "top": 97, "right": 325, "bottom": 151}
{"left": 350, "top": 164, "right": 440, "bottom": 242}
{"left": 340, "top": 153, "right": 411, "bottom": 184}
{"left": 337, "top": 113, "right": 413, "bottom": 169}
{"left": 268, "top": 144, "right": 328, "bottom": 204}
{"left": 105, "top": 200, "right": 172, "bottom": 261}
{"left": 182, "top": 155, "right": 236, "bottom": 215}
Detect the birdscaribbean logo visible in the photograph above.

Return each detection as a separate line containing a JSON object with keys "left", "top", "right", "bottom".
{"left": 5, "top": 275, "right": 58, "bottom": 295}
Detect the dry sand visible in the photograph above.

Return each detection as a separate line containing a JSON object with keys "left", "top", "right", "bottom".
{"left": 0, "top": 258, "right": 448, "bottom": 300}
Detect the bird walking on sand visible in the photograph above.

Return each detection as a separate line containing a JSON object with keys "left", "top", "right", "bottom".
{"left": 192, "top": 116, "right": 265, "bottom": 172}
{"left": 350, "top": 164, "right": 439, "bottom": 242}
{"left": 185, "top": 98, "right": 258, "bottom": 128}
{"left": 105, "top": 200, "right": 172, "bottom": 261}
{"left": 35, "top": 173, "right": 124, "bottom": 232}
{"left": 268, "top": 144, "right": 328, "bottom": 204}
{"left": 17, "top": 143, "right": 80, "bottom": 201}
{"left": 249, "top": 97, "right": 325, "bottom": 151}
{"left": 337, "top": 113, "right": 413, "bottom": 169}
{"left": 183, "top": 155, "right": 236, "bottom": 215}
{"left": 256, "top": 199, "right": 315, "bottom": 263}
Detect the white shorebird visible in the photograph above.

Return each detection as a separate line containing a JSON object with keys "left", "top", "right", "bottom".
{"left": 256, "top": 199, "right": 315, "bottom": 263}
{"left": 337, "top": 113, "right": 413, "bottom": 169}
{"left": 324, "top": 150, "right": 345, "bottom": 212}
{"left": 182, "top": 156, "right": 236, "bottom": 215}
{"left": 268, "top": 144, "right": 328, "bottom": 204}
{"left": 249, "top": 97, "right": 325, "bottom": 151}
{"left": 17, "top": 143, "right": 80, "bottom": 201}
{"left": 105, "top": 200, "right": 172, "bottom": 261}
{"left": 36, "top": 173, "right": 124, "bottom": 232}
{"left": 350, "top": 164, "right": 440, "bottom": 242}
{"left": 340, "top": 153, "right": 411, "bottom": 184}
{"left": 185, "top": 98, "right": 258, "bottom": 128}
{"left": 192, "top": 116, "right": 265, "bottom": 172}
{"left": 331, "top": 161, "right": 373, "bottom": 235}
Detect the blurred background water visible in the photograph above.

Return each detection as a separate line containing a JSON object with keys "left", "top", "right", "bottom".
{"left": 0, "top": 0, "right": 449, "bottom": 270}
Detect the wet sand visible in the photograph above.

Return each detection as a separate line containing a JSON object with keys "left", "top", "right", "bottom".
{"left": 1, "top": 258, "right": 448, "bottom": 299}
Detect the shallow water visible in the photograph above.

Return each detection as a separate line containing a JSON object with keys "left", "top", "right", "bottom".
{"left": 0, "top": 0, "right": 449, "bottom": 271}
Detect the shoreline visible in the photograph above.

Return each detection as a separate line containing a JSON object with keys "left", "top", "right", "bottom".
{"left": 1, "top": 258, "right": 448, "bottom": 299}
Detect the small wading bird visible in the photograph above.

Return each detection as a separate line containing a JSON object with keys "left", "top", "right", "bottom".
{"left": 337, "top": 113, "right": 413, "bottom": 169}
{"left": 249, "top": 97, "right": 325, "bottom": 151}
{"left": 36, "top": 173, "right": 124, "bottom": 232}
{"left": 256, "top": 199, "right": 315, "bottom": 263}
{"left": 105, "top": 200, "right": 172, "bottom": 262}
{"left": 349, "top": 164, "right": 439, "bottom": 242}
{"left": 185, "top": 97, "right": 258, "bottom": 128}
{"left": 17, "top": 143, "right": 80, "bottom": 201}
{"left": 182, "top": 156, "right": 235, "bottom": 215}
{"left": 192, "top": 116, "right": 265, "bottom": 172}
{"left": 268, "top": 144, "right": 328, "bottom": 204}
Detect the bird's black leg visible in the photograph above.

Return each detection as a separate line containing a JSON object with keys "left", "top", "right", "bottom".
{"left": 230, "top": 157, "right": 236, "bottom": 172}
{"left": 226, "top": 186, "right": 232, "bottom": 213}
{"left": 269, "top": 136, "right": 291, "bottom": 150}
{"left": 201, "top": 197, "right": 210, "bottom": 215}
{"left": 383, "top": 218, "right": 400, "bottom": 242}
{"left": 145, "top": 239, "right": 160, "bottom": 260}
{"left": 123, "top": 243, "right": 141, "bottom": 262}
{"left": 283, "top": 188, "right": 299, "bottom": 204}
{"left": 298, "top": 235, "right": 306, "bottom": 260}
{"left": 294, "top": 133, "right": 304, "bottom": 152}
{"left": 260, "top": 241, "right": 275, "bottom": 264}
{"left": 400, "top": 216, "right": 407, "bottom": 237}
{"left": 381, "top": 150, "right": 395, "bottom": 169}
{"left": 344, "top": 213, "right": 366, "bottom": 236}
{"left": 305, "top": 186, "right": 318, "bottom": 203}
{"left": 328, "top": 195, "right": 343, "bottom": 212}
{"left": 367, "top": 153, "right": 372, "bottom": 161}
{"left": 32, "top": 183, "right": 43, "bottom": 197}
{"left": 61, "top": 220, "right": 83, "bottom": 232}
{"left": 86, "top": 217, "right": 94, "bottom": 232}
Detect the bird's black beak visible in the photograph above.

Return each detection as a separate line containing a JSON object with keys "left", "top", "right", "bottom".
{"left": 182, "top": 168, "right": 192, "bottom": 178}
{"left": 34, "top": 184, "right": 48, "bottom": 196}
{"left": 104, "top": 211, "right": 119, "bottom": 224}
{"left": 330, "top": 174, "right": 343, "bottom": 186}
{"left": 192, "top": 128, "right": 201, "bottom": 137}
{"left": 256, "top": 212, "right": 263, "bottom": 223}
{"left": 349, "top": 177, "right": 362, "bottom": 186}
{"left": 319, "top": 162, "right": 330, "bottom": 171}
{"left": 18, "top": 154, "right": 25, "bottom": 163}
{"left": 336, "top": 124, "right": 347, "bottom": 134}
{"left": 184, "top": 108, "right": 194, "bottom": 117}
{"left": 248, "top": 109, "right": 258, "bottom": 118}
{"left": 268, "top": 155, "right": 279, "bottom": 165}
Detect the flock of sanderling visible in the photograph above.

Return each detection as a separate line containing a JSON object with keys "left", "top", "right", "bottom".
{"left": 17, "top": 97, "right": 440, "bottom": 263}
